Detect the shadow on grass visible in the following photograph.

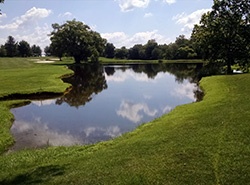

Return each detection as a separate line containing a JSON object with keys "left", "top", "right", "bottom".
{"left": 0, "top": 165, "right": 65, "bottom": 185}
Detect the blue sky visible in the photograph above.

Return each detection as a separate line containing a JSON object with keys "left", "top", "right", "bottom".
{"left": 0, "top": 0, "right": 212, "bottom": 50}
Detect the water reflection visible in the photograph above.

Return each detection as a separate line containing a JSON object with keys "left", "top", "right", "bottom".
{"left": 10, "top": 119, "right": 82, "bottom": 151}
{"left": 10, "top": 63, "right": 202, "bottom": 151}
{"left": 56, "top": 64, "right": 107, "bottom": 108}
{"left": 117, "top": 100, "right": 158, "bottom": 123}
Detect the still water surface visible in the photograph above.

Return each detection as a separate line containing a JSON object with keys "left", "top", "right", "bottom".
{"left": 10, "top": 63, "right": 202, "bottom": 151}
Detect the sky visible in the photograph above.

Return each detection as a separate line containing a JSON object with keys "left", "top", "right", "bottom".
{"left": 0, "top": 0, "right": 213, "bottom": 50}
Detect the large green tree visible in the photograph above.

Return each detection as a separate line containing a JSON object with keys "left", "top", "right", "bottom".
{"left": 31, "top": 45, "right": 42, "bottom": 57}
{"left": 104, "top": 43, "right": 115, "bottom": 58}
{"left": 50, "top": 20, "right": 106, "bottom": 63}
{"left": 4, "top": 36, "right": 18, "bottom": 57}
{"left": 191, "top": 0, "right": 250, "bottom": 73}
{"left": 115, "top": 46, "right": 128, "bottom": 59}
{"left": 18, "top": 40, "right": 31, "bottom": 57}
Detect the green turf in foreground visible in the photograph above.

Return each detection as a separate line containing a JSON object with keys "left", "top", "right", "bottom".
{"left": 0, "top": 58, "right": 250, "bottom": 184}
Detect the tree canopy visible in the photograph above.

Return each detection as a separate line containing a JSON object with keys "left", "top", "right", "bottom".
{"left": 18, "top": 40, "right": 31, "bottom": 57}
{"left": 191, "top": 0, "right": 250, "bottom": 73}
{"left": 4, "top": 36, "right": 18, "bottom": 57}
{"left": 50, "top": 19, "right": 106, "bottom": 63}
{"left": 0, "top": 36, "right": 42, "bottom": 57}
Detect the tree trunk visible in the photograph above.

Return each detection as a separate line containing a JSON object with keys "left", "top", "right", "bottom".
{"left": 226, "top": 57, "right": 233, "bottom": 74}
{"left": 74, "top": 56, "right": 81, "bottom": 64}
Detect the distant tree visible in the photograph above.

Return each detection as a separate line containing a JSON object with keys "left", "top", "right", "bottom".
{"left": 31, "top": 45, "right": 42, "bottom": 57}
{"left": 4, "top": 36, "right": 18, "bottom": 57}
{"left": 0, "top": 45, "right": 6, "bottom": 57}
{"left": 44, "top": 46, "right": 52, "bottom": 56}
{"left": 18, "top": 40, "right": 31, "bottom": 57}
{"left": 50, "top": 19, "right": 106, "bottom": 63}
{"left": 144, "top": 39, "right": 158, "bottom": 60}
{"left": 128, "top": 44, "right": 145, "bottom": 60}
{"left": 104, "top": 43, "right": 115, "bottom": 58}
{"left": 115, "top": 46, "right": 128, "bottom": 59}
{"left": 176, "top": 46, "right": 197, "bottom": 59}
{"left": 191, "top": 0, "right": 250, "bottom": 73}
{"left": 165, "top": 43, "right": 178, "bottom": 60}
{"left": 151, "top": 47, "right": 162, "bottom": 60}
{"left": 49, "top": 24, "right": 64, "bottom": 61}
{"left": 175, "top": 35, "right": 190, "bottom": 47}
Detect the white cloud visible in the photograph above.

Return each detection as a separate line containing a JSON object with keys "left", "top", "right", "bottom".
{"left": 163, "top": 0, "right": 176, "bottom": 4}
{"left": 58, "top": 11, "right": 73, "bottom": 18}
{"left": 0, "top": 7, "right": 52, "bottom": 49}
{"left": 101, "top": 30, "right": 171, "bottom": 48}
{"left": 116, "top": 0, "right": 176, "bottom": 11}
{"left": 101, "top": 32, "right": 128, "bottom": 46}
{"left": 144, "top": 12, "right": 153, "bottom": 18}
{"left": 173, "top": 8, "right": 211, "bottom": 35}
{"left": 0, "top": 7, "right": 52, "bottom": 30}
{"left": 116, "top": 0, "right": 150, "bottom": 12}
{"left": 14, "top": 24, "right": 52, "bottom": 50}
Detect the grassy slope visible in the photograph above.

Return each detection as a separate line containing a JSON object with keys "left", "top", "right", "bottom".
{"left": 0, "top": 58, "right": 70, "bottom": 98}
{"left": 0, "top": 58, "right": 249, "bottom": 184}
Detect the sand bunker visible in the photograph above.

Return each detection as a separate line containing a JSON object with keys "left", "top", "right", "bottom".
{"left": 31, "top": 58, "right": 59, "bottom": 64}
{"left": 35, "top": 60, "right": 55, "bottom": 63}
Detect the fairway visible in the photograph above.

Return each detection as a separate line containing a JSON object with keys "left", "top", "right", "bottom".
{"left": 0, "top": 58, "right": 250, "bottom": 184}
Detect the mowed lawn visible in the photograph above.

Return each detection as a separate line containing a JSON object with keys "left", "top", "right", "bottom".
{"left": 0, "top": 58, "right": 250, "bottom": 184}
{"left": 0, "top": 58, "right": 70, "bottom": 98}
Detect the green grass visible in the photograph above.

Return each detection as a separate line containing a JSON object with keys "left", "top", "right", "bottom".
{"left": 0, "top": 57, "right": 250, "bottom": 184}
{"left": 0, "top": 58, "right": 70, "bottom": 98}
{"left": 99, "top": 57, "right": 204, "bottom": 64}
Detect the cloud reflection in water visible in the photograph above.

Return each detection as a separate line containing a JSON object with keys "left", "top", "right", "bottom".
{"left": 172, "top": 82, "right": 197, "bottom": 100}
{"left": 83, "top": 126, "right": 122, "bottom": 143}
{"left": 10, "top": 119, "right": 123, "bottom": 151}
{"left": 117, "top": 100, "right": 158, "bottom": 123}
{"left": 32, "top": 99, "right": 56, "bottom": 106}
{"left": 10, "top": 120, "right": 82, "bottom": 151}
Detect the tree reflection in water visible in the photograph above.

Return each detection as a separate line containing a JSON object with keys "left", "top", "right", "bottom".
{"left": 56, "top": 62, "right": 204, "bottom": 108}
{"left": 56, "top": 63, "right": 107, "bottom": 108}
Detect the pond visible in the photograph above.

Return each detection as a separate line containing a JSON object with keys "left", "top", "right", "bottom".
{"left": 10, "top": 63, "right": 203, "bottom": 151}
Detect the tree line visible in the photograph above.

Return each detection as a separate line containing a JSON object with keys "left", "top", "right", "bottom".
{"left": 44, "top": 20, "right": 198, "bottom": 61}
{"left": 0, "top": 36, "right": 42, "bottom": 57}
{"left": 1, "top": 0, "right": 250, "bottom": 73}
{"left": 102, "top": 35, "right": 198, "bottom": 60}
{"left": 44, "top": 0, "right": 250, "bottom": 73}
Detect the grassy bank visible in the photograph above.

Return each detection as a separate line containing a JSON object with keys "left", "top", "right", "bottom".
{"left": 0, "top": 57, "right": 249, "bottom": 184}
{"left": 0, "top": 58, "right": 70, "bottom": 98}
{"left": 99, "top": 57, "right": 203, "bottom": 64}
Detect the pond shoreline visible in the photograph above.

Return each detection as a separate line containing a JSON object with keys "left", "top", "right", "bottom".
{"left": 8, "top": 63, "right": 201, "bottom": 152}
{"left": 0, "top": 92, "right": 63, "bottom": 102}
